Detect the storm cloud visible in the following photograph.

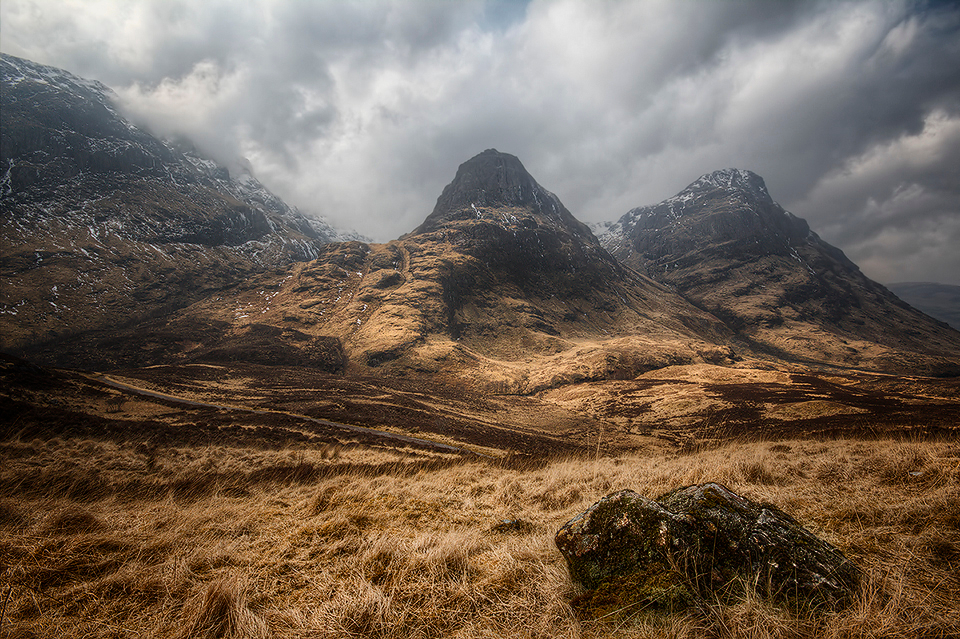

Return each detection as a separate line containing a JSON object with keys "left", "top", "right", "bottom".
{"left": 2, "top": 0, "right": 959, "bottom": 284}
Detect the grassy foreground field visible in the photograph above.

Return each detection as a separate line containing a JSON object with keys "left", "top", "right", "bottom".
{"left": 2, "top": 434, "right": 959, "bottom": 638}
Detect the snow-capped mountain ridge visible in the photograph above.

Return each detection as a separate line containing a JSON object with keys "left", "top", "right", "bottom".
{"left": 1, "top": 53, "right": 360, "bottom": 248}
{"left": 3, "top": 53, "right": 103, "bottom": 90}
{"left": 1, "top": 53, "right": 125, "bottom": 126}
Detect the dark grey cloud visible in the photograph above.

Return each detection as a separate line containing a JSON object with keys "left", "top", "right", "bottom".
{"left": 2, "top": 0, "right": 958, "bottom": 284}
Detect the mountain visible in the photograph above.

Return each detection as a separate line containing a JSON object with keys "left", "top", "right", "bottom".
{"left": 403, "top": 150, "right": 720, "bottom": 348}
{"left": 6, "top": 52, "right": 955, "bottom": 383}
{"left": 598, "top": 169, "right": 960, "bottom": 375}
{"left": 0, "top": 53, "right": 357, "bottom": 351}
{"left": 27, "top": 150, "right": 738, "bottom": 390}
{"left": 887, "top": 282, "right": 960, "bottom": 331}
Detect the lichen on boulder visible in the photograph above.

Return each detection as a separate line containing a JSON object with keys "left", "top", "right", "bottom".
{"left": 555, "top": 483, "right": 861, "bottom": 613}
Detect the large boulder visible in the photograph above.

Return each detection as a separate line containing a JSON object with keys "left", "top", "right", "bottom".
{"left": 555, "top": 484, "right": 861, "bottom": 612}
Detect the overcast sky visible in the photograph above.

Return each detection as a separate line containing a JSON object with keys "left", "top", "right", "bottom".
{"left": 3, "top": 0, "right": 959, "bottom": 285}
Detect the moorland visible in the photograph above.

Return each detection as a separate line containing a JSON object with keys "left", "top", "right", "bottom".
{"left": 2, "top": 354, "right": 960, "bottom": 638}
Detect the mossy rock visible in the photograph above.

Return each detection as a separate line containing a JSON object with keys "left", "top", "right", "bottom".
{"left": 570, "top": 564, "right": 695, "bottom": 619}
{"left": 556, "top": 484, "right": 861, "bottom": 613}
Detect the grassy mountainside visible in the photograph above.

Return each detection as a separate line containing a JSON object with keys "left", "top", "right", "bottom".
{"left": 2, "top": 340, "right": 959, "bottom": 638}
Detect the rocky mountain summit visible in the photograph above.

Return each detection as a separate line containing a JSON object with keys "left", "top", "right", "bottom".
{"left": 599, "top": 169, "right": 960, "bottom": 375}
{"left": 603, "top": 169, "right": 808, "bottom": 262}
{"left": 1, "top": 53, "right": 356, "bottom": 350}
{"left": 412, "top": 148, "right": 593, "bottom": 239}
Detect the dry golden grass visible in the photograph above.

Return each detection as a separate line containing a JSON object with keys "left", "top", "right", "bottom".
{"left": 2, "top": 434, "right": 959, "bottom": 638}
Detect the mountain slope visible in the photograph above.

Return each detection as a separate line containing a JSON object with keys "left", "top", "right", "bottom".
{"left": 199, "top": 150, "right": 737, "bottom": 391}
{"left": 599, "top": 169, "right": 960, "bottom": 375}
{"left": 35, "top": 150, "right": 738, "bottom": 390}
{"left": 0, "top": 53, "right": 354, "bottom": 350}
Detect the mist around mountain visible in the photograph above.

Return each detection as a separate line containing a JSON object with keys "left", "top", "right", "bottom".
{"left": 3, "top": 54, "right": 960, "bottom": 639}
{"left": 886, "top": 282, "right": 960, "bottom": 331}
{"left": 1, "top": 53, "right": 361, "bottom": 350}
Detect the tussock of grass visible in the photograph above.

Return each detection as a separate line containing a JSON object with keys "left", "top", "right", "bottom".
{"left": 1, "top": 436, "right": 959, "bottom": 637}
{"left": 181, "top": 576, "right": 270, "bottom": 639}
{"left": 42, "top": 505, "right": 106, "bottom": 535}
{"left": 0, "top": 499, "right": 26, "bottom": 529}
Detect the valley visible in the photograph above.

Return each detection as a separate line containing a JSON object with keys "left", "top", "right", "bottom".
{"left": 5, "top": 354, "right": 957, "bottom": 461}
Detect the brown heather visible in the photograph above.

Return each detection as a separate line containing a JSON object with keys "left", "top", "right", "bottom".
{"left": 1, "top": 435, "right": 959, "bottom": 638}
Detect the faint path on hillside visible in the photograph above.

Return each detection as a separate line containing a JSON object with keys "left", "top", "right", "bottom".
{"left": 92, "top": 374, "right": 488, "bottom": 457}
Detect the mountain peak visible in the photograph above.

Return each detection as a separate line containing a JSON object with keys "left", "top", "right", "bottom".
{"left": 411, "top": 149, "right": 590, "bottom": 238}
{"left": 687, "top": 168, "right": 771, "bottom": 201}
{"left": 434, "top": 148, "right": 543, "bottom": 212}
{"left": 597, "top": 168, "right": 783, "bottom": 253}
{"left": 596, "top": 166, "right": 960, "bottom": 375}
{"left": 1, "top": 52, "right": 113, "bottom": 99}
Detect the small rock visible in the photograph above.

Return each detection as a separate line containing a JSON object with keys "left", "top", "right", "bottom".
{"left": 556, "top": 483, "right": 861, "bottom": 612}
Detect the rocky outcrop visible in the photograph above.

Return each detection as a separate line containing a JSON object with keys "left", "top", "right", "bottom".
{"left": 556, "top": 484, "right": 861, "bottom": 612}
